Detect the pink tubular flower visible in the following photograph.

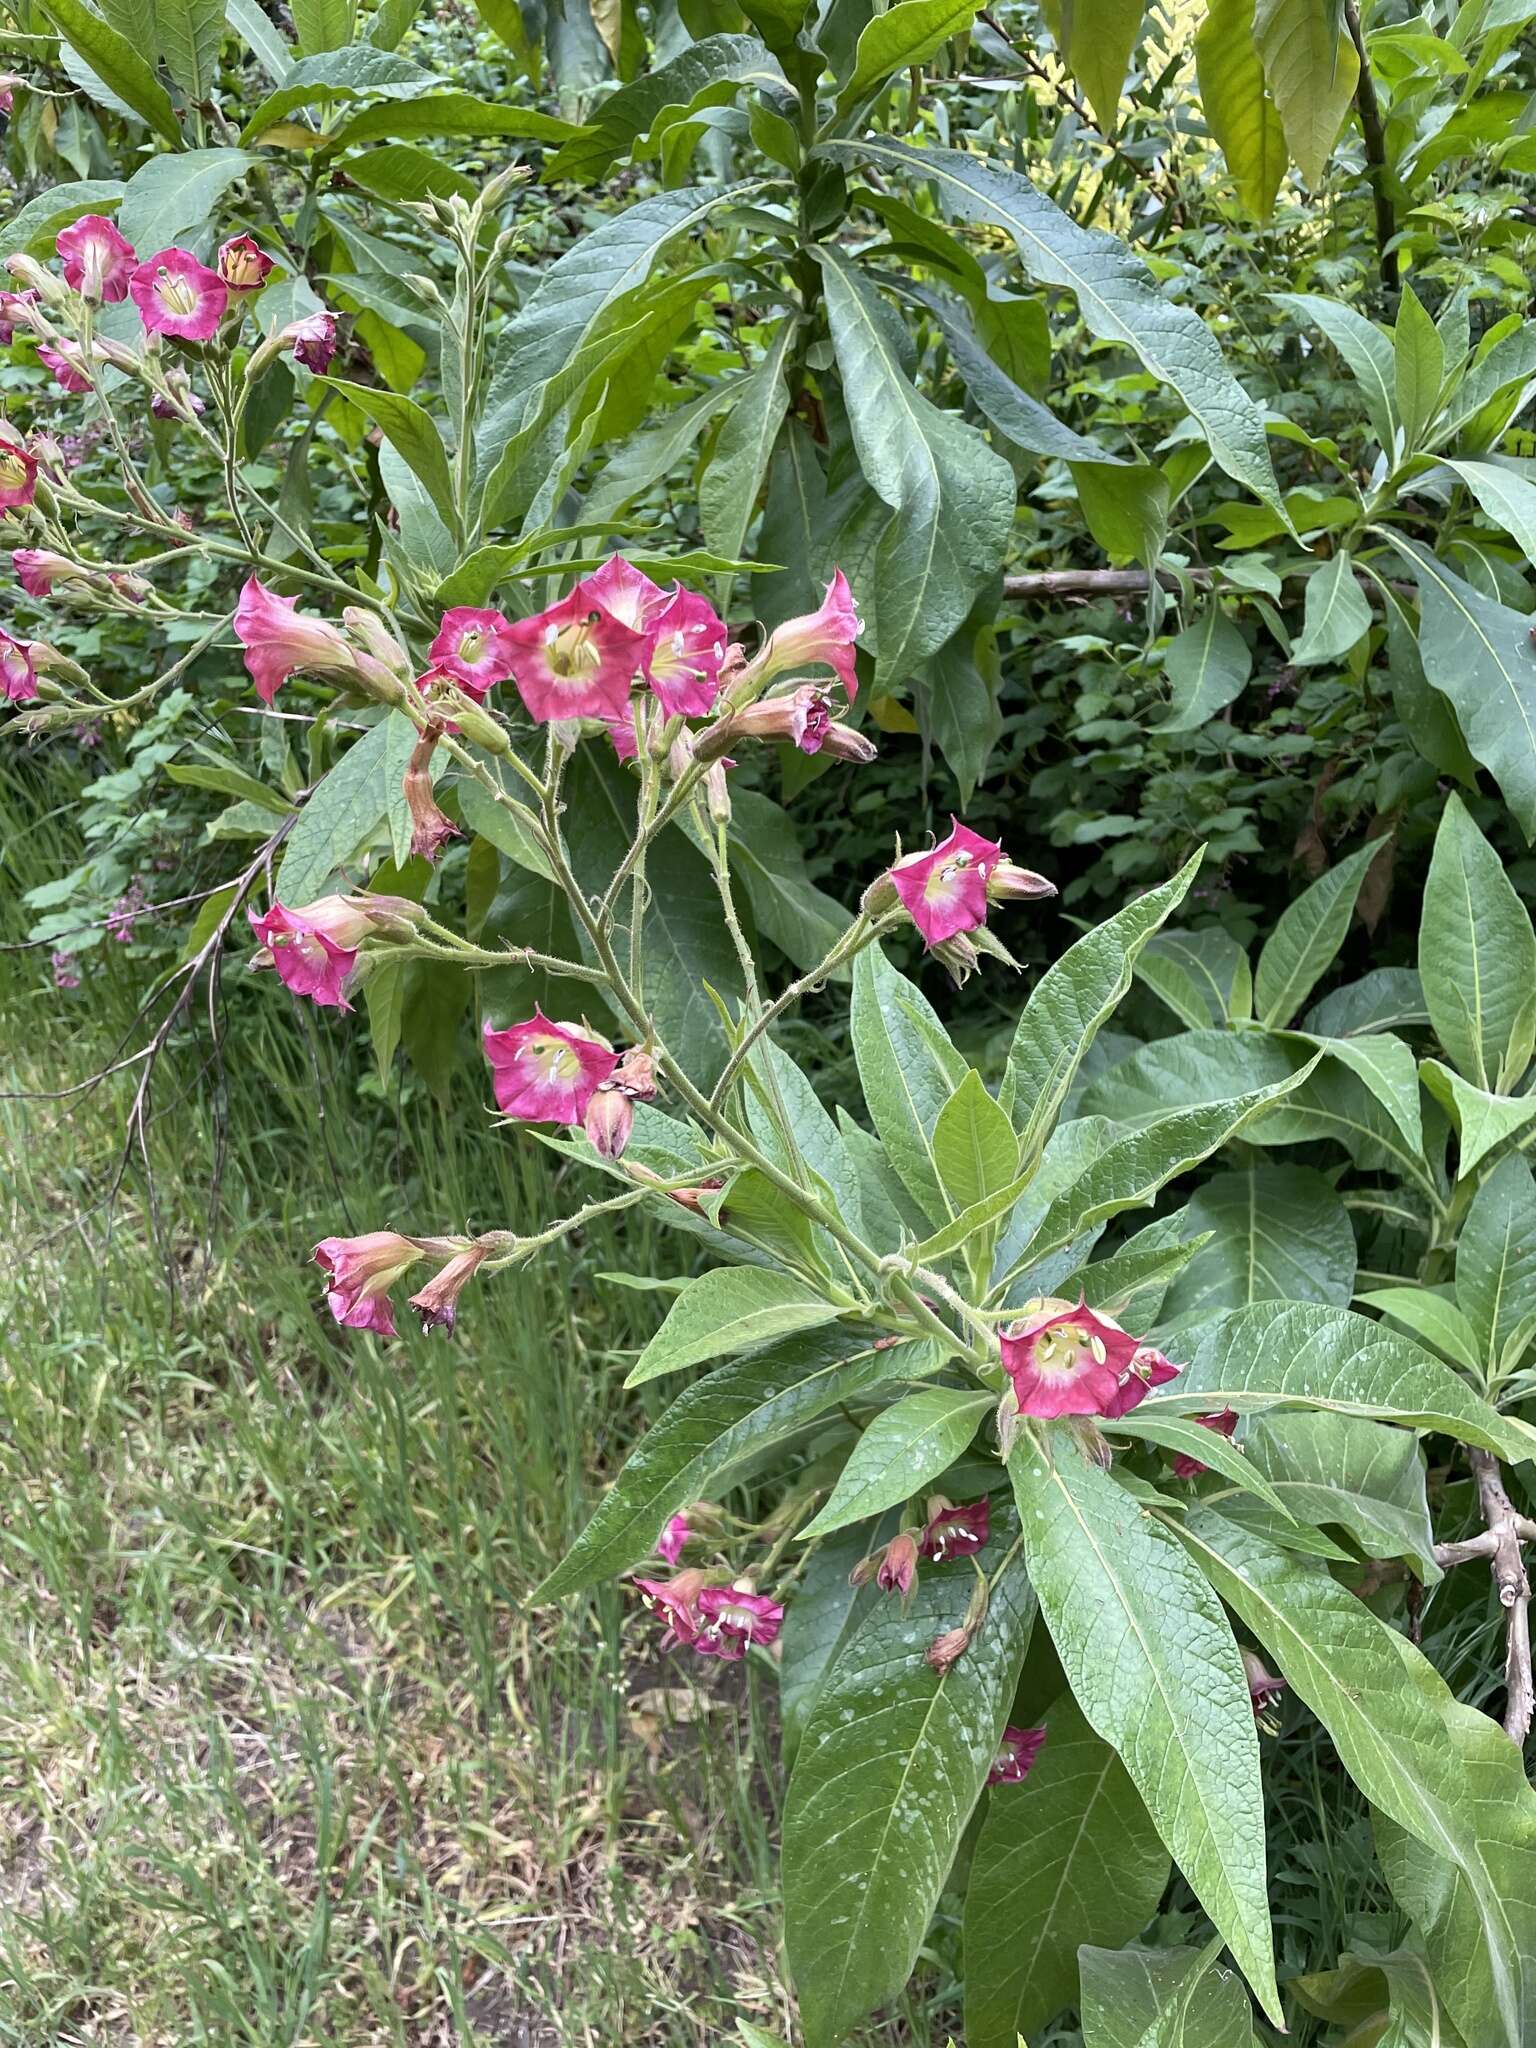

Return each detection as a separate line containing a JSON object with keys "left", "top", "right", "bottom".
{"left": 314, "top": 1230, "right": 423, "bottom": 1336}
{"left": 1103, "top": 1343, "right": 1183, "bottom": 1420}
{"left": 0, "top": 435, "right": 37, "bottom": 510}
{"left": 581, "top": 555, "right": 664, "bottom": 631}
{"left": 428, "top": 606, "right": 517, "bottom": 700}
{"left": 889, "top": 820, "right": 1003, "bottom": 948}
{"left": 483, "top": 1011, "right": 618, "bottom": 1124}
{"left": 130, "top": 248, "right": 227, "bottom": 341}
{"left": 751, "top": 570, "right": 861, "bottom": 698}
{"left": 692, "top": 1584, "right": 784, "bottom": 1660}
{"left": 702, "top": 685, "right": 876, "bottom": 764}
{"left": 919, "top": 1495, "right": 990, "bottom": 1562}
{"left": 217, "top": 235, "right": 273, "bottom": 291}
{"left": 408, "top": 1244, "right": 488, "bottom": 1333}
{"left": 657, "top": 1512, "right": 692, "bottom": 1565}
{"left": 0, "top": 289, "right": 40, "bottom": 344}
{"left": 0, "top": 627, "right": 37, "bottom": 702}
{"left": 248, "top": 896, "right": 378, "bottom": 1010}
{"left": 403, "top": 727, "right": 458, "bottom": 863}
{"left": 505, "top": 588, "right": 648, "bottom": 725}
{"left": 38, "top": 341, "right": 91, "bottom": 393}
{"left": 1173, "top": 1406, "right": 1240, "bottom": 1478}
{"left": 988, "top": 1725, "right": 1046, "bottom": 1785}
{"left": 634, "top": 1568, "right": 709, "bottom": 1649}
{"left": 13, "top": 549, "right": 77, "bottom": 595}
{"left": 285, "top": 311, "right": 337, "bottom": 373}
{"left": 640, "top": 584, "right": 728, "bottom": 717}
{"left": 234, "top": 575, "right": 357, "bottom": 704}
{"left": 56, "top": 214, "right": 136, "bottom": 302}
{"left": 1001, "top": 1297, "right": 1142, "bottom": 1419}
{"left": 1243, "top": 1648, "right": 1285, "bottom": 1730}
{"left": 852, "top": 1530, "right": 921, "bottom": 1600}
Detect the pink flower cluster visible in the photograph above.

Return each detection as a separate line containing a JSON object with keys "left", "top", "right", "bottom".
{"left": 632, "top": 1570, "right": 783, "bottom": 1662}
{"left": 483, "top": 1013, "right": 656, "bottom": 1160}
{"left": 312, "top": 1229, "right": 488, "bottom": 1338}
{"left": 1000, "top": 1298, "right": 1181, "bottom": 1423}
{"left": 853, "top": 1493, "right": 992, "bottom": 1603}
{"left": 883, "top": 817, "right": 1055, "bottom": 957}
{"left": 248, "top": 892, "right": 422, "bottom": 1010}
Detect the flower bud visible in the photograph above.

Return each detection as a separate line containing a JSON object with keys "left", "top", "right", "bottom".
{"left": 925, "top": 1624, "right": 972, "bottom": 1674}
{"left": 987, "top": 860, "right": 1056, "bottom": 904}
{"left": 584, "top": 1083, "right": 635, "bottom": 1161}
{"left": 705, "top": 759, "right": 732, "bottom": 823}
{"left": 931, "top": 931, "right": 979, "bottom": 985}
{"left": 342, "top": 606, "right": 412, "bottom": 683}
{"left": 851, "top": 1530, "right": 920, "bottom": 1600}
{"left": 5, "top": 254, "right": 68, "bottom": 306}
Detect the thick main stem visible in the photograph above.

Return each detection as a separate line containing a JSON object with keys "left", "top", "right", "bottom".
{"left": 1344, "top": 0, "right": 1400, "bottom": 296}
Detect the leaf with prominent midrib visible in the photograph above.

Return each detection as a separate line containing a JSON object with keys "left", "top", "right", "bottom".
{"left": 1457, "top": 1154, "right": 1536, "bottom": 1368}
{"left": 1162, "top": 1163, "right": 1356, "bottom": 1316}
{"left": 1175, "top": 1512, "right": 1536, "bottom": 2048}
{"left": 932, "top": 1070, "right": 1019, "bottom": 1217}
{"left": 837, "top": 0, "right": 979, "bottom": 110}
{"left": 1253, "top": 837, "right": 1382, "bottom": 1026}
{"left": 1159, "top": 602, "right": 1252, "bottom": 732}
{"left": 1081, "top": 1943, "right": 1260, "bottom": 2048}
{"left": 535, "top": 1331, "right": 939, "bottom": 1600}
{"left": 1152, "top": 1301, "right": 1536, "bottom": 1463}
{"left": 783, "top": 1511, "right": 1035, "bottom": 2047}
{"left": 799, "top": 1387, "right": 992, "bottom": 1538}
{"left": 851, "top": 942, "right": 967, "bottom": 1223}
{"left": 1289, "top": 550, "right": 1372, "bottom": 666}
{"left": 1009, "top": 1439, "right": 1280, "bottom": 2023}
{"left": 1252, "top": 0, "right": 1359, "bottom": 187}
{"left": 1225, "top": 1409, "right": 1439, "bottom": 1577}
{"left": 817, "top": 250, "right": 1015, "bottom": 687}
{"left": 1196, "top": 0, "right": 1287, "bottom": 218}
{"left": 815, "top": 139, "right": 1282, "bottom": 513}
{"left": 625, "top": 1268, "right": 844, "bottom": 1387}
{"left": 963, "top": 1691, "right": 1170, "bottom": 2048}
{"left": 1418, "top": 791, "right": 1536, "bottom": 1091}
{"left": 276, "top": 713, "right": 415, "bottom": 905}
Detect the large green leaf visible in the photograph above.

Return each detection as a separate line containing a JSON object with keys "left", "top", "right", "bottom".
{"left": 535, "top": 1331, "right": 940, "bottom": 1600}
{"left": 1418, "top": 791, "right": 1536, "bottom": 1090}
{"left": 1252, "top": 0, "right": 1359, "bottom": 186}
{"left": 783, "top": 1513, "right": 1035, "bottom": 2047}
{"left": 1253, "top": 837, "right": 1382, "bottom": 1026}
{"left": 1420, "top": 1059, "right": 1536, "bottom": 1177}
{"left": 240, "top": 46, "right": 437, "bottom": 142}
{"left": 1177, "top": 1514, "right": 1536, "bottom": 2048}
{"left": 836, "top": 0, "right": 980, "bottom": 111}
{"left": 549, "top": 35, "right": 782, "bottom": 182}
{"left": 1289, "top": 550, "right": 1373, "bottom": 667}
{"left": 1081, "top": 1029, "right": 1302, "bottom": 1130}
{"left": 1443, "top": 459, "right": 1536, "bottom": 567}
{"left": 799, "top": 1387, "right": 993, "bottom": 1539}
{"left": 626, "top": 1268, "right": 844, "bottom": 1387}
{"left": 1275, "top": 292, "right": 1396, "bottom": 453}
{"left": 1081, "top": 1943, "right": 1260, "bottom": 2048}
{"left": 319, "top": 378, "right": 458, "bottom": 536}
{"left": 1291, "top": 1948, "right": 1468, "bottom": 2048}
{"left": 1159, "top": 602, "right": 1252, "bottom": 732}
{"left": 276, "top": 714, "right": 416, "bottom": 906}
{"left": 932, "top": 1070, "right": 1019, "bottom": 1218}
{"left": 117, "top": 150, "right": 258, "bottom": 256}
{"left": 1153, "top": 1302, "right": 1536, "bottom": 1462}
{"left": 1382, "top": 534, "right": 1536, "bottom": 841}
{"left": 155, "top": 0, "right": 227, "bottom": 99}
{"left": 1457, "top": 1154, "right": 1536, "bottom": 1369}
{"left": 1295, "top": 1029, "right": 1424, "bottom": 1155}
{"left": 325, "top": 92, "right": 575, "bottom": 148}
{"left": 921, "top": 287, "right": 1116, "bottom": 464}
{"left": 41, "top": 0, "right": 181, "bottom": 142}
{"left": 778, "top": 1519, "right": 891, "bottom": 1765}
{"left": 1040, "top": 0, "right": 1146, "bottom": 133}
{"left": 1163, "top": 1164, "right": 1356, "bottom": 1316}
{"left": 1001, "top": 850, "right": 1201, "bottom": 1145}
{"left": 742, "top": 1036, "right": 866, "bottom": 1245}
{"left": 1395, "top": 286, "right": 1446, "bottom": 454}
{"left": 0, "top": 180, "right": 126, "bottom": 264}
{"left": 817, "top": 140, "right": 1283, "bottom": 513}
{"left": 1231, "top": 1409, "right": 1439, "bottom": 1576}
{"left": 1196, "top": 0, "right": 1287, "bottom": 218}
{"left": 1009, "top": 1440, "right": 1280, "bottom": 2022}
{"left": 698, "top": 318, "right": 795, "bottom": 571}
{"left": 851, "top": 942, "right": 967, "bottom": 1222}
{"left": 816, "top": 250, "right": 1015, "bottom": 687}
{"left": 963, "top": 1692, "right": 1170, "bottom": 2048}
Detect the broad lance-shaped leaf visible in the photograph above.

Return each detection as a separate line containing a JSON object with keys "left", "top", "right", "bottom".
{"left": 40, "top": 0, "right": 181, "bottom": 144}
{"left": 1008, "top": 1438, "right": 1281, "bottom": 2023}
{"left": 798, "top": 1387, "right": 993, "bottom": 1539}
{"left": 318, "top": 377, "right": 458, "bottom": 536}
{"left": 1418, "top": 791, "right": 1536, "bottom": 1091}
{"left": 783, "top": 1511, "right": 1035, "bottom": 2048}
{"left": 778, "top": 1516, "right": 896, "bottom": 1766}
{"left": 1420, "top": 1059, "right": 1536, "bottom": 1177}
{"left": 156, "top": 0, "right": 227, "bottom": 99}
{"left": 1159, "top": 601, "right": 1251, "bottom": 732}
{"left": 1152, "top": 1301, "right": 1536, "bottom": 1464}
{"left": 1381, "top": 532, "right": 1536, "bottom": 841}
{"left": 116, "top": 149, "right": 258, "bottom": 255}
{"left": 1039, "top": 0, "right": 1146, "bottom": 135}
{"left": 1162, "top": 1164, "right": 1356, "bottom": 1317}
{"left": 1082, "top": 1030, "right": 1302, "bottom": 1130}
{"left": 1003, "top": 1060, "right": 1318, "bottom": 1275}
{"left": 1253, "top": 836, "right": 1382, "bottom": 1026}
{"left": 1232, "top": 1410, "right": 1439, "bottom": 1578}
{"left": 851, "top": 942, "right": 967, "bottom": 1223}
{"left": 535, "top": 1331, "right": 940, "bottom": 1600}
{"left": 816, "top": 250, "right": 1015, "bottom": 686}
{"left": 1291, "top": 1948, "right": 1467, "bottom": 2048}
{"left": 1275, "top": 291, "right": 1396, "bottom": 453}
{"left": 962, "top": 1691, "right": 1171, "bottom": 2048}
{"left": 1175, "top": 1513, "right": 1536, "bottom": 2048}
{"left": 815, "top": 139, "right": 1283, "bottom": 514}
{"left": 625, "top": 1268, "right": 845, "bottom": 1386}
{"left": 1289, "top": 550, "right": 1372, "bottom": 666}
{"left": 277, "top": 712, "right": 416, "bottom": 905}
{"left": 837, "top": 0, "right": 979, "bottom": 112}
{"left": 1252, "top": 0, "right": 1359, "bottom": 188}
{"left": 915, "top": 285, "right": 1121, "bottom": 464}
{"left": 1357, "top": 1288, "right": 1484, "bottom": 1376}
{"left": 1196, "top": 0, "right": 1286, "bottom": 219}
{"left": 932, "top": 1070, "right": 1019, "bottom": 1217}
{"left": 1395, "top": 285, "right": 1445, "bottom": 455}
{"left": 239, "top": 45, "right": 440, "bottom": 142}
{"left": 1080, "top": 1942, "right": 1260, "bottom": 2048}
{"left": 1001, "top": 849, "right": 1201, "bottom": 1138}
{"left": 1442, "top": 458, "right": 1536, "bottom": 569}
{"left": 1099, "top": 1411, "right": 1296, "bottom": 1520}
{"left": 549, "top": 35, "right": 782, "bottom": 182}
{"left": 742, "top": 1034, "right": 866, "bottom": 1245}
{"left": 1457, "top": 1154, "right": 1536, "bottom": 1368}
{"left": 699, "top": 319, "right": 794, "bottom": 573}
{"left": 1291, "top": 1029, "right": 1423, "bottom": 1155}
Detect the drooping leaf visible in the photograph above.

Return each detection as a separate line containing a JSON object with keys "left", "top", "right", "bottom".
{"left": 1457, "top": 1154, "right": 1536, "bottom": 1369}
{"left": 1040, "top": 0, "right": 1146, "bottom": 133}
{"left": 1253, "top": 837, "right": 1383, "bottom": 1026}
{"left": 1289, "top": 550, "right": 1373, "bottom": 667}
{"left": 626, "top": 1268, "right": 845, "bottom": 1387}
{"left": 698, "top": 318, "right": 795, "bottom": 571}
{"left": 921, "top": 287, "right": 1118, "bottom": 464}
{"left": 816, "top": 250, "right": 1015, "bottom": 687}
{"left": 1074, "top": 459, "right": 1169, "bottom": 569}
{"left": 1252, "top": 0, "right": 1360, "bottom": 187}
{"left": 535, "top": 1331, "right": 940, "bottom": 1600}
{"left": 1443, "top": 458, "right": 1536, "bottom": 568}
{"left": 1421, "top": 1059, "right": 1536, "bottom": 1177}
{"left": 799, "top": 1387, "right": 993, "bottom": 1539}
{"left": 1418, "top": 791, "right": 1536, "bottom": 1090}
{"left": 1196, "top": 0, "right": 1287, "bottom": 218}
{"left": 156, "top": 0, "right": 227, "bottom": 99}
{"left": 1009, "top": 1439, "right": 1280, "bottom": 2023}
{"left": 1159, "top": 602, "right": 1252, "bottom": 732}
{"left": 851, "top": 942, "right": 967, "bottom": 1222}
{"left": 1356, "top": 1288, "right": 1484, "bottom": 1376}
{"left": 962, "top": 1691, "right": 1170, "bottom": 2048}
{"left": 240, "top": 46, "right": 438, "bottom": 143}
{"left": 817, "top": 140, "right": 1283, "bottom": 513}
{"left": 783, "top": 1512, "right": 1035, "bottom": 2047}
{"left": 1294, "top": 1030, "right": 1424, "bottom": 1155}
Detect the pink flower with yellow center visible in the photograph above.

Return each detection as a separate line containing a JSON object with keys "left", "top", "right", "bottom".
{"left": 234, "top": 575, "right": 358, "bottom": 705}
{"left": 692, "top": 1584, "right": 784, "bottom": 1660}
{"left": 581, "top": 554, "right": 665, "bottom": 632}
{"left": 284, "top": 312, "right": 337, "bottom": 373}
{"left": 217, "top": 235, "right": 273, "bottom": 292}
{"left": 38, "top": 341, "right": 92, "bottom": 393}
{"left": 750, "top": 570, "right": 861, "bottom": 697}
{"left": 313, "top": 1230, "right": 424, "bottom": 1337}
{"left": 55, "top": 213, "right": 136, "bottom": 303}
{"left": 249, "top": 896, "right": 375, "bottom": 1010}
{"left": 889, "top": 820, "right": 1004, "bottom": 948}
{"left": 1000, "top": 1297, "right": 1142, "bottom": 1419}
{"left": 483, "top": 1011, "right": 618, "bottom": 1124}
{"left": 634, "top": 1568, "right": 710, "bottom": 1649}
{"left": 639, "top": 584, "right": 729, "bottom": 717}
{"left": 0, "top": 627, "right": 37, "bottom": 702}
{"left": 988, "top": 1725, "right": 1046, "bottom": 1784}
{"left": 13, "top": 549, "right": 77, "bottom": 595}
{"left": 504, "top": 589, "right": 647, "bottom": 725}
{"left": 919, "top": 1495, "right": 990, "bottom": 1562}
{"left": 428, "top": 605, "right": 517, "bottom": 700}
{"left": 0, "top": 435, "right": 37, "bottom": 510}
{"left": 129, "top": 248, "right": 227, "bottom": 342}
{"left": 1104, "top": 1342, "right": 1182, "bottom": 1420}
{"left": 1172, "top": 1406, "right": 1238, "bottom": 1477}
